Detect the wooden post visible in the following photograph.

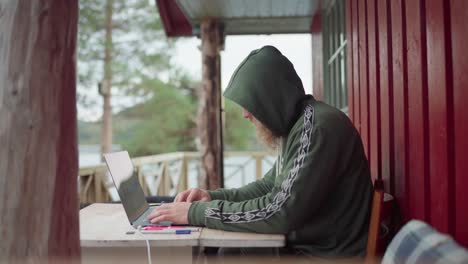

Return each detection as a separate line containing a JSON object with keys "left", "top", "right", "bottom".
{"left": 94, "top": 173, "right": 103, "bottom": 202}
{"left": 0, "top": 0, "right": 80, "bottom": 260}
{"left": 178, "top": 156, "right": 189, "bottom": 192}
{"left": 158, "top": 162, "right": 168, "bottom": 195}
{"left": 198, "top": 18, "right": 224, "bottom": 190}
{"left": 80, "top": 175, "right": 93, "bottom": 204}
{"left": 163, "top": 163, "right": 172, "bottom": 195}
{"left": 256, "top": 156, "right": 263, "bottom": 180}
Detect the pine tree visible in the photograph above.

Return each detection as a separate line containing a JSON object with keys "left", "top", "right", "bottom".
{"left": 78, "top": 0, "right": 258, "bottom": 158}
{"left": 78, "top": 0, "right": 175, "bottom": 156}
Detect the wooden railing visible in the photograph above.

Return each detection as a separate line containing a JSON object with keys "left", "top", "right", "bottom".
{"left": 78, "top": 151, "right": 273, "bottom": 204}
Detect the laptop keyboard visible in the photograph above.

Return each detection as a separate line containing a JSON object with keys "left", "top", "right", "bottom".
{"left": 133, "top": 206, "right": 172, "bottom": 227}
{"left": 134, "top": 209, "right": 152, "bottom": 227}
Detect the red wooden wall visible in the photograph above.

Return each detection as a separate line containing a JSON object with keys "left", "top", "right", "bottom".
{"left": 344, "top": 0, "right": 468, "bottom": 246}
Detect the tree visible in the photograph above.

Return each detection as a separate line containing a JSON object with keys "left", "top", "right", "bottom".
{"left": 120, "top": 78, "right": 198, "bottom": 156}
{"left": 78, "top": 0, "right": 175, "bottom": 156}
{"left": 77, "top": 0, "right": 262, "bottom": 160}
{"left": 76, "top": 72, "right": 200, "bottom": 156}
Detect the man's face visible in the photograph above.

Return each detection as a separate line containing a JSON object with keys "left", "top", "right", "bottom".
{"left": 243, "top": 109, "right": 279, "bottom": 149}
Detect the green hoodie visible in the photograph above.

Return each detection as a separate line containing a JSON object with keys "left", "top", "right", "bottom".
{"left": 188, "top": 46, "right": 372, "bottom": 257}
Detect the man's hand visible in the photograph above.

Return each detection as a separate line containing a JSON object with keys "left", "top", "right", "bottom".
{"left": 147, "top": 202, "right": 191, "bottom": 225}
{"left": 174, "top": 188, "right": 211, "bottom": 203}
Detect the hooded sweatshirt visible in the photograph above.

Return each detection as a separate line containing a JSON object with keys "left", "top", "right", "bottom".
{"left": 188, "top": 46, "right": 373, "bottom": 257}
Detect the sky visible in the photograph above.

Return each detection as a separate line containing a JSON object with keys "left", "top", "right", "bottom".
{"left": 173, "top": 34, "right": 312, "bottom": 94}
{"left": 77, "top": 34, "right": 312, "bottom": 121}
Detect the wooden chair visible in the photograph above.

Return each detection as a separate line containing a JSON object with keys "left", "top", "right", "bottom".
{"left": 364, "top": 178, "right": 394, "bottom": 264}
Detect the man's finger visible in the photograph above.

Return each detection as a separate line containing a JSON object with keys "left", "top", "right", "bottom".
{"left": 158, "top": 203, "right": 171, "bottom": 209}
{"left": 175, "top": 190, "right": 190, "bottom": 202}
{"left": 186, "top": 190, "right": 198, "bottom": 203}
{"left": 150, "top": 215, "right": 170, "bottom": 224}
{"left": 174, "top": 192, "right": 186, "bottom": 202}
{"left": 147, "top": 208, "right": 169, "bottom": 220}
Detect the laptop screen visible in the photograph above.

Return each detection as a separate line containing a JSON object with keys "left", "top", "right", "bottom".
{"left": 103, "top": 151, "right": 148, "bottom": 223}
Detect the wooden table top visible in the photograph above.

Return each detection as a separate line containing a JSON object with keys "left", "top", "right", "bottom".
{"left": 80, "top": 203, "right": 200, "bottom": 247}
{"left": 80, "top": 203, "right": 285, "bottom": 248}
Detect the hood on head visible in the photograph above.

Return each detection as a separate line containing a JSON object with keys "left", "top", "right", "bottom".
{"left": 223, "top": 46, "right": 309, "bottom": 136}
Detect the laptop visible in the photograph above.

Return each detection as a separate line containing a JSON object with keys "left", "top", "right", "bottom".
{"left": 103, "top": 151, "right": 172, "bottom": 228}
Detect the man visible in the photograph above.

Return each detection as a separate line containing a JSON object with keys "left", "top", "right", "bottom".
{"left": 147, "top": 46, "right": 373, "bottom": 257}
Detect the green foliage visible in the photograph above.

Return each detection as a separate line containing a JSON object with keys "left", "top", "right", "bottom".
{"left": 78, "top": 0, "right": 197, "bottom": 156}
{"left": 120, "top": 79, "right": 198, "bottom": 156}
{"left": 77, "top": 78, "right": 198, "bottom": 156}
{"left": 78, "top": 91, "right": 263, "bottom": 154}
{"left": 223, "top": 100, "right": 258, "bottom": 150}
{"left": 77, "top": 0, "right": 261, "bottom": 156}
{"left": 78, "top": 0, "right": 175, "bottom": 105}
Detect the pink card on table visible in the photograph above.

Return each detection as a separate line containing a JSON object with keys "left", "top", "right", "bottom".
{"left": 143, "top": 226, "right": 182, "bottom": 231}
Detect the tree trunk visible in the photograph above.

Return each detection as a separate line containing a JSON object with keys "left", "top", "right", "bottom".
{"left": 0, "top": 0, "right": 80, "bottom": 261}
{"left": 198, "top": 19, "right": 224, "bottom": 190}
{"left": 101, "top": 0, "right": 114, "bottom": 158}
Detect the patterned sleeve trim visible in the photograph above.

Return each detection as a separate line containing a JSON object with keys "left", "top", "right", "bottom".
{"left": 204, "top": 105, "right": 315, "bottom": 223}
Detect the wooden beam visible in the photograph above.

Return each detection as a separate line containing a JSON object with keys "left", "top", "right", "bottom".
{"left": 198, "top": 18, "right": 223, "bottom": 190}
{"left": 0, "top": 0, "right": 80, "bottom": 260}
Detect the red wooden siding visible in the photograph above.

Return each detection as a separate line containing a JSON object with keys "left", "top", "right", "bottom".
{"left": 406, "top": 0, "right": 429, "bottom": 224}
{"left": 156, "top": 0, "right": 192, "bottom": 37}
{"left": 377, "top": 0, "right": 394, "bottom": 194}
{"left": 344, "top": 0, "right": 468, "bottom": 247}
{"left": 426, "top": 0, "right": 451, "bottom": 234}
{"left": 451, "top": 0, "right": 468, "bottom": 245}
{"left": 352, "top": 0, "right": 361, "bottom": 132}
{"left": 358, "top": 0, "right": 370, "bottom": 158}
{"left": 390, "top": 0, "right": 409, "bottom": 220}
{"left": 367, "top": 0, "right": 381, "bottom": 183}
{"left": 345, "top": 0, "right": 353, "bottom": 121}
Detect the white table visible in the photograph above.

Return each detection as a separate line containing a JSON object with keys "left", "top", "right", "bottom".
{"left": 80, "top": 203, "right": 285, "bottom": 263}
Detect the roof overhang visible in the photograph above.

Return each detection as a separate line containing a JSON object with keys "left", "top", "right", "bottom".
{"left": 156, "top": 0, "right": 320, "bottom": 37}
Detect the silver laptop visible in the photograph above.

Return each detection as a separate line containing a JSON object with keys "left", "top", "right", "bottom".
{"left": 103, "top": 151, "right": 171, "bottom": 228}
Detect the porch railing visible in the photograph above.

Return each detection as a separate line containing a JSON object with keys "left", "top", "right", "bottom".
{"left": 78, "top": 151, "right": 274, "bottom": 204}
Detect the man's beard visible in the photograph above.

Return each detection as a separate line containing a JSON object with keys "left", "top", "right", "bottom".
{"left": 251, "top": 118, "right": 280, "bottom": 150}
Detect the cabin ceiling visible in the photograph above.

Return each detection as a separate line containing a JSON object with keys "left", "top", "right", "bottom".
{"left": 175, "top": 0, "right": 320, "bottom": 35}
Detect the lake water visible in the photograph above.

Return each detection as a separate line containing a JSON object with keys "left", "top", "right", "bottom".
{"left": 79, "top": 145, "right": 275, "bottom": 193}
{"left": 79, "top": 144, "right": 122, "bottom": 167}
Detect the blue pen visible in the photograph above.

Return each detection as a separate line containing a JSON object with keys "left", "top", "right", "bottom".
{"left": 175, "top": 230, "right": 191, "bottom": 235}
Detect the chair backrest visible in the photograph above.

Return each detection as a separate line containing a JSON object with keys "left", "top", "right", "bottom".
{"left": 365, "top": 178, "right": 394, "bottom": 264}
